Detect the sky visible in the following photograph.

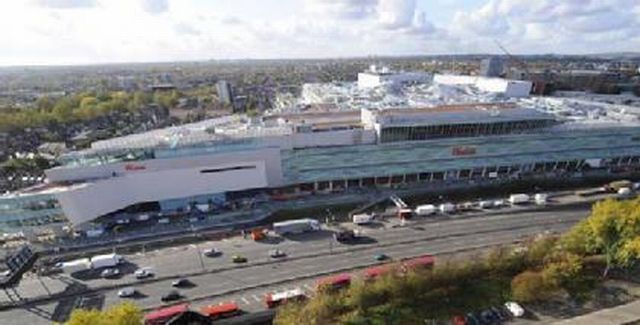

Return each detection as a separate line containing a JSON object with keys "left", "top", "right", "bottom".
{"left": 1, "top": 0, "right": 639, "bottom": 66}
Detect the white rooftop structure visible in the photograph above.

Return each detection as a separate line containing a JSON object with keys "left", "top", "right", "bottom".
{"left": 357, "top": 65, "right": 432, "bottom": 89}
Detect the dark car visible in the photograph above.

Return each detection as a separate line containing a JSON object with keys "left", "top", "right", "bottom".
{"left": 465, "top": 313, "right": 480, "bottom": 325}
{"left": 161, "top": 290, "right": 182, "bottom": 302}
{"left": 480, "top": 310, "right": 497, "bottom": 324}
{"left": 490, "top": 307, "right": 509, "bottom": 321}
{"left": 334, "top": 230, "right": 357, "bottom": 242}
{"left": 171, "top": 278, "right": 191, "bottom": 288}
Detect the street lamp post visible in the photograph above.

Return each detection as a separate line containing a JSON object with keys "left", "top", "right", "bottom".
{"left": 191, "top": 225, "right": 206, "bottom": 271}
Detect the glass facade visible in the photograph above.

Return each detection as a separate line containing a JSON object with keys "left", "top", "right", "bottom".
{"left": 379, "top": 119, "right": 556, "bottom": 143}
{"left": 0, "top": 193, "right": 66, "bottom": 233}
{"left": 283, "top": 127, "right": 640, "bottom": 183}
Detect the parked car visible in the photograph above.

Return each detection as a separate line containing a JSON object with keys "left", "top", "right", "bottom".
{"left": 101, "top": 268, "right": 120, "bottom": 279}
{"left": 490, "top": 306, "right": 509, "bottom": 321}
{"left": 171, "top": 278, "right": 191, "bottom": 288}
{"left": 118, "top": 287, "right": 136, "bottom": 298}
{"left": 504, "top": 301, "right": 525, "bottom": 317}
{"left": 452, "top": 315, "right": 466, "bottom": 325}
{"left": 465, "top": 313, "right": 480, "bottom": 325}
{"left": 134, "top": 268, "right": 154, "bottom": 279}
{"left": 161, "top": 290, "right": 182, "bottom": 302}
{"left": 232, "top": 255, "right": 247, "bottom": 263}
{"left": 269, "top": 249, "right": 286, "bottom": 258}
{"left": 203, "top": 248, "right": 222, "bottom": 257}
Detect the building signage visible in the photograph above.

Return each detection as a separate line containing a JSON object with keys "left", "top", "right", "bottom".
{"left": 452, "top": 146, "right": 477, "bottom": 156}
{"left": 124, "top": 163, "right": 146, "bottom": 171}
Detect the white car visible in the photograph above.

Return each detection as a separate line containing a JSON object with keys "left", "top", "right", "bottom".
{"left": 118, "top": 287, "right": 136, "bottom": 298}
{"left": 134, "top": 268, "right": 154, "bottom": 279}
{"left": 203, "top": 248, "right": 221, "bottom": 257}
{"left": 269, "top": 249, "right": 286, "bottom": 258}
{"left": 504, "top": 301, "right": 525, "bottom": 317}
{"left": 101, "top": 268, "right": 120, "bottom": 279}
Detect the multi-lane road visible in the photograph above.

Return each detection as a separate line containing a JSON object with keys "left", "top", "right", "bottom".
{"left": 0, "top": 201, "right": 594, "bottom": 324}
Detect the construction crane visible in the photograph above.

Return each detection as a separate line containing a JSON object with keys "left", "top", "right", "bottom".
{"left": 493, "top": 40, "right": 549, "bottom": 94}
{"left": 494, "top": 40, "right": 530, "bottom": 78}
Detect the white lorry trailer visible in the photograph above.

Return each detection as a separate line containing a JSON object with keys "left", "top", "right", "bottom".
{"left": 352, "top": 213, "right": 374, "bottom": 225}
{"left": 509, "top": 194, "right": 530, "bottom": 205}
{"left": 534, "top": 193, "right": 548, "bottom": 205}
{"left": 59, "top": 258, "right": 92, "bottom": 273}
{"left": 415, "top": 205, "right": 437, "bottom": 216}
{"left": 273, "top": 219, "right": 320, "bottom": 235}
{"left": 90, "top": 253, "right": 123, "bottom": 269}
{"left": 439, "top": 203, "right": 456, "bottom": 214}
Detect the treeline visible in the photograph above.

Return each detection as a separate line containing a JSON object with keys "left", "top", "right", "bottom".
{"left": 275, "top": 198, "right": 640, "bottom": 324}
{"left": 0, "top": 90, "right": 180, "bottom": 132}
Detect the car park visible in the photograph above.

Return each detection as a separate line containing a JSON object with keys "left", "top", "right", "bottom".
{"left": 161, "top": 290, "right": 182, "bottom": 302}
{"left": 232, "top": 255, "right": 248, "bottom": 263}
{"left": 203, "top": 248, "right": 222, "bottom": 257}
{"left": 269, "top": 249, "right": 286, "bottom": 258}
{"left": 171, "top": 278, "right": 191, "bottom": 288}
{"left": 101, "top": 268, "right": 120, "bottom": 279}
{"left": 118, "top": 287, "right": 136, "bottom": 298}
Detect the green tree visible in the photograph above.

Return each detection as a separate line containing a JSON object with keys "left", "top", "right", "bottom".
{"left": 79, "top": 96, "right": 98, "bottom": 110}
{"left": 35, "top": 96, "right": 55, "bottom": 111}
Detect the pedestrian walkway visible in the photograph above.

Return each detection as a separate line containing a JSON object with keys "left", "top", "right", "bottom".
{"left": 554, "top": 300, "right": 640, "bottom": 325}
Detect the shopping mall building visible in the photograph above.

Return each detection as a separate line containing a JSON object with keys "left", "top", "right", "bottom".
{"left": 2, "top": 70, "right": 640, "bottom": 233}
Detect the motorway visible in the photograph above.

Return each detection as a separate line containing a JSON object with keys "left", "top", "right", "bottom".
{"left": 1, "top": 202, "right": 592, "bottom": 324}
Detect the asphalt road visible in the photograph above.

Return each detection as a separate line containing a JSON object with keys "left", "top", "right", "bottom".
{"left": 7, "top": 202, "right": 587, "bottom": 304}
{"left": 1, "top": 204, "right": 589, "bottom": 324}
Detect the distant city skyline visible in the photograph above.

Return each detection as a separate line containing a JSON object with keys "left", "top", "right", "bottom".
{"left": 1, "top": 0, "right": 639, "bottom": 66}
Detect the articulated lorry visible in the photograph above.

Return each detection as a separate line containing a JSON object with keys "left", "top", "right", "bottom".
{"left": 273, "top": 219, "right": 320, "bottom": 235}
{"left": 58, "top": 253, "right": 124, "bottom": 273}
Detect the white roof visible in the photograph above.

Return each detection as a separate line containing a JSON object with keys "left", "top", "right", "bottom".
{"left": 269, "top": 288, "right": 305, "bottom": 301}
{"left": 273, "top": 218, "right": 318, "bottom": 226}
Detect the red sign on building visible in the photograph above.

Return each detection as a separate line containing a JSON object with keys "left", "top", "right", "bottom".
{"left": 452, "top": 146, "right": 477, "bottom": 156}
{"left": 124, "top": 164, "right": 146, "bottom": 171}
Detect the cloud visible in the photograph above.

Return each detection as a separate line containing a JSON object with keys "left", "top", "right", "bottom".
{"left": 173, "top": 22, "right": 200, "bottom": 36}
{"left": 305, "top": 0, "right": 377, "bottom": 20}
{"left": 449, "top": 0, "right": 640, "bottom": 53}
{"left": 32, "top": 0, "right": 97, "bottom": 9}
{"left": 3, "top": 0, "right": 640, "bottom": 66}
{"left": 221, "top": 16, "right": 243, "bottom": 25}
{"left": 377, "top": 0, "right": 416, "bottom": 29}
{"left": 141, "top": 0, "right": 168, "bottom": 15}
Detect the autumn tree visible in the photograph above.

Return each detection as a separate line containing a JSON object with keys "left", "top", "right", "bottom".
{"left": 511, "top": 271, "right": 553, "bottom": 302}
{"left": 65, "top": 301, "right": 142, "bottom": 325}
{"left": 562, "top": 198, "right": 640, "bottom": 277}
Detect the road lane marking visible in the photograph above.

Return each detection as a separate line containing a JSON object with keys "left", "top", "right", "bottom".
{"left": 252, "top": 294, "right": 261, "bottom": 302}
{"left": 241, "top": 297, "right": 250, "bottom": 304}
